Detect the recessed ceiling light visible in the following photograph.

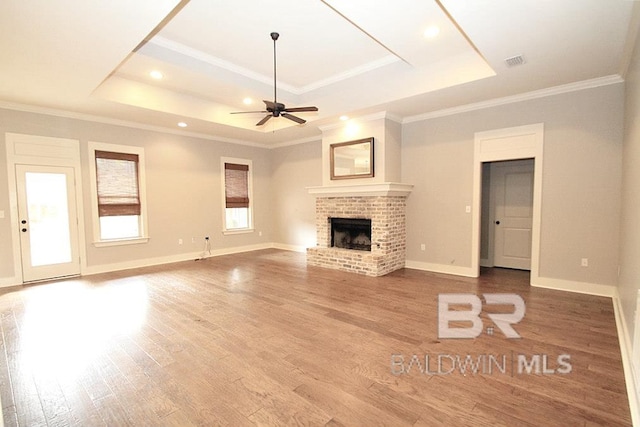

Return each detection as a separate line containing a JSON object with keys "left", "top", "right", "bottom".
{"left": 340, "top": 115, "right": 349, "bottom": 121}
{"left": 177, "top": 122, "right": 188, "bottom": 128}
{"left": 423, "top": 26, "right": 440, "bottom": 39}
{"left": 150, "top": 70, "right": 164, "bottom": 80}
{"left": 243, "top": 97, "right": 253, "bottom": 105}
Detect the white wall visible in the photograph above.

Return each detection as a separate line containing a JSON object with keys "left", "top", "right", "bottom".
{"left": 0, "top": 108, "right": 272, "bottom": 281}
{"left": 0, "top": 82, "right": 626, "bottom": 293}
{"left": 270, "top": 141, "right": 321, "bottom": 250}
{"left": 320, "top": 116, "right": 401, "bottom": 186}
{"left": 268, "top": 84, "right": 625, "bottom": 292}
{"left": 402, "top": 84, "right": 623, "bottom": 286}
{"left": 619, "top": 21, "right": 640, "bottom": 343}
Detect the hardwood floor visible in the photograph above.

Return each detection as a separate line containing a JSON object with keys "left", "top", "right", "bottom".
{"left": 0, "top": 249, "right": 631, "bottom": 426}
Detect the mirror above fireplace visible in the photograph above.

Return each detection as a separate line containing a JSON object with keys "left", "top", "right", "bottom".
{"left": 330, "top": 137, "right": 374, "bottom": 180}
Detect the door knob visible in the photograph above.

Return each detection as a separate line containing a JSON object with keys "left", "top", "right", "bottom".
{"left": 21, "top": 220, "right": 27, "bottom": 224}
{"left": 495, "top": 220, "right": 500, "bottom": 225}
{"left": 21, "top": 228, "right": 27, "bottom": 232}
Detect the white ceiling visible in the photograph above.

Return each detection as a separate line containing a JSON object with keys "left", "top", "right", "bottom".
{"left": 0, "top": 0, "right": 637, "bottom": 146}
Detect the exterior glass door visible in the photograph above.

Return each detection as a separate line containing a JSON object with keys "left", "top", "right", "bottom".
{"left": 16, "top": 165, "right": 80, "bottom": 282}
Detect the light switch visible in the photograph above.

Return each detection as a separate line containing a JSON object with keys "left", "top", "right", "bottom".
{"left": 465, "top": 205, "right": 471, "bottom": 213}
{"left": 0, "top": 210, "right": 4, "bottom": 219}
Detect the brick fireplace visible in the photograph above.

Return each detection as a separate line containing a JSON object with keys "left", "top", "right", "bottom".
{"left": 308, "top": 113, "right": 411, "bottom": 276}
{"left": 307, "top": 184, "right": 412, "bottom": 276}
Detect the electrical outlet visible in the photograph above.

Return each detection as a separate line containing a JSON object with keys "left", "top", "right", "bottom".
{"left": 581, "top": 258, "right": 588, "bottom": 267}
{"left": 465, "top": 205, "right": 471, "bottom": 213}
{"left": 178, "top": 239, "right": 183, "bottom": 245}
{"left": 420, "top": 243, "right": 426, "bottom": 251}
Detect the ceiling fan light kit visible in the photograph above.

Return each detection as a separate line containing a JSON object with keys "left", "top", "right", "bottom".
{"left": 231, "top": 32, "right": 318, "bottom": 126}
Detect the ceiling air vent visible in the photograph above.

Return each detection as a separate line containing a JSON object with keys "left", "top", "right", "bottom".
{"left": 504, "top": 55, "right": 526, "bottom": 67}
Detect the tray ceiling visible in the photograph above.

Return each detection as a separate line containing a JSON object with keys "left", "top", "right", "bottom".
{"left": 0, "top": 0, "right": 635, "bottom": 145}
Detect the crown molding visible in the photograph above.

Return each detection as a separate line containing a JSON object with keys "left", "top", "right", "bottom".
{"left": 297, "top": 55, "right": 400, "bottom": 93}
{"left": 151, "top": 37, "right": 399, "bottom": 96}
{"left": 403, "top": 74, "right": 625, "bottom": 124}
{"left": 269, "top": 135, "right": 322, "bottom": 149}
{"left": 0, "top": 101, "right": 269, "bottom": 149}
{"left": 150, "top": 36, "right": 294, "bottom": 93}
{"left": 1, "top": 74, "right": 625, "bottom": 151}
{"left": 318, "top": 111, "right": 400, "bottom": 132}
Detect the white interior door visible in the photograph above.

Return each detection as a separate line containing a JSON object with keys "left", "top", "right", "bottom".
{"left": 491, "top": 159, "right": 534, "bottom": 270}
{"left": 16, "top": 164, "right": 80, "bottom": 282}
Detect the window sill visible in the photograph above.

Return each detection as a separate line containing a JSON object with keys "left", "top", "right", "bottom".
{"left": 93, "top": 237, "right": 150, "bottom": 247}
{"left": 222, "top": 228, "right": 254, "bottom": 236}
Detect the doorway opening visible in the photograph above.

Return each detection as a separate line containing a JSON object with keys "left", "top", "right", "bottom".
{"left": 471, "top": 123, "right": 544, "bottom": 285}
{"left": 480, "top": 159, "right": 534, "bottom": 273}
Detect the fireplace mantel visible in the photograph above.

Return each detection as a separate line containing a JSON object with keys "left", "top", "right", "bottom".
{"left": 307, "top": 182, "right": 413, "bottom": 198}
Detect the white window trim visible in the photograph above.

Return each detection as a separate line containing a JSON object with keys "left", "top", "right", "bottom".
{"left": 88, "top": 141, "right": 149, "bottom": 246}
{"left": 221, "top": 156, "right": 254, "bottom": 234}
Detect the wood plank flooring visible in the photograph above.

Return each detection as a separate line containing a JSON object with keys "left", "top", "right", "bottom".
{"left": 0, "top": 249, "right": 631, "bottom": 426}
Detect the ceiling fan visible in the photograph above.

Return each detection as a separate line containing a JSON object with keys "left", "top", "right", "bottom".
{"left": 231, "top": 32, "right": 318, "bottom": 126}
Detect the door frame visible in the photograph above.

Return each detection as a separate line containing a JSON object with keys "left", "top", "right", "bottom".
{"left": 471, "top": 123, "right": 544, "bottom": 284}
{"left": 5, "top": 133, "right": 86, "bottom": 285}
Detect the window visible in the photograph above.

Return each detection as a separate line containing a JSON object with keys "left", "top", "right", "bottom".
{"left": 222, "top": 158, "right": 253, "bottom": 233}
{"left": 89, "top": 142, "right": 148, "bottom": 245}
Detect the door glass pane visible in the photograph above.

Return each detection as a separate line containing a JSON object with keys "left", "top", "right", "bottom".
{"left": 25, "top": 172, "right": 72, "bottom": 266}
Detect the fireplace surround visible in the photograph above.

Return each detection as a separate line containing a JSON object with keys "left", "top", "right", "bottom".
{"left": 307, "top": 184, "right": 412, "bottom": 276}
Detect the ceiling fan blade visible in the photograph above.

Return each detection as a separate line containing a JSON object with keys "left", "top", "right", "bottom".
{"left": 282, "top": 113, "right": 306, "bottom": 124}
{"left": 230, "top": 110, "right": 268, "bottom": 114}
{"left": 256, "top": 114, "right": 273, "bottom": 126}
{"left": 283, "top": 106, "right": 318, "bottom": 113}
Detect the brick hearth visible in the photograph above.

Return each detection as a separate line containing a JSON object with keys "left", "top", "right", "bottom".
{"left": 307, "top": 195, "right": 407, "bottom": 276}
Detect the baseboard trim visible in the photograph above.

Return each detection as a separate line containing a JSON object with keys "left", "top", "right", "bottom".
{"left": 404, "top": 260, "right": 477, "bottom": 277}
{"left": 206, "top": 243, "right": 273, "bottom": 258}
{"left": 612, "top": 289, "right": 640, "bottom": 426}
{"left": 532, "top": 277, "right": 617, "bottom": 297}
{"left": 272, "top": 243, "right": 307, "bottom": 253}
{"left": 0, "top": 276, "right": 21, "bottom": 289}
{"left": 83, "top": 243, "right": 274, "bottom": 276}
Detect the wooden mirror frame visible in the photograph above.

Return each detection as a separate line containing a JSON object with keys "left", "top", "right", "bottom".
{"left": 330, "top": 137, "right": 374, "bottom": 180}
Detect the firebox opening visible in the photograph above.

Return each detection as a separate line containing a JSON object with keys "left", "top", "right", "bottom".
{"left": 330, "top": 218, "right": 372, "bottom": 251}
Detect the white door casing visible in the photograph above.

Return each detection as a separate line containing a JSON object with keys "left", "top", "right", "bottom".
{"left": 472, "top": 123, "right": 544, "bottom": 283}
{"left": 5, "top": 133, "right": 86, "bottom": 285}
